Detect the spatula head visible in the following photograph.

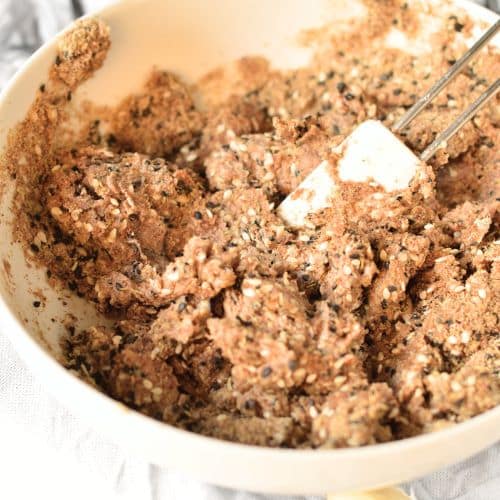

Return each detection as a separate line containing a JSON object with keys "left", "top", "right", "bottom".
{"left": 278, "top": 120, "right": 420, "bottom": 228}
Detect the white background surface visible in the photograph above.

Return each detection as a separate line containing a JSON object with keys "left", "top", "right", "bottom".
{"left": 0, "top": 1, "right": 498, "bottom": 499}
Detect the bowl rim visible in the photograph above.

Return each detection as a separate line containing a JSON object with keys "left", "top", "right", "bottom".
{"left": 0, "top": 0, "right": 499, "bottom": 468}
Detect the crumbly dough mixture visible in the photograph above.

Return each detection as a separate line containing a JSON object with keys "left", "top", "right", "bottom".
{"left": 2, "top": 1, "right": 499, "bottom": 448}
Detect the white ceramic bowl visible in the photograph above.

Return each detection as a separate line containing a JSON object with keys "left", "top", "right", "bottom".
{"left": 0, "top": 0, "right": 498, "bottom": 495}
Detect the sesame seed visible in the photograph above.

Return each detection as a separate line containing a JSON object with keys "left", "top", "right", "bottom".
{"left": 264, "top": 152, "right": 274, "bottom": 167}
{"left": 166, "top": 270, "right": 179, "bottom": 281}
{"left": 50, "top": 207, "right": 62, "bottom": 217}
{"left": 398, "top": 252, "right": 408, "bottom": 262}
{"left": 336, "top": 81, "right": 347, "bottom": 93}
{"left": 242, "top": 287, "right": 256, "bottom": 298}
{"left": 478, "top": 289, "right": 487, "bottom": 299}
{"left": 416, "top": 354, "right": 428, "bottom": 364}
{"left": 309, "top": 406, "right": 319, "bottom": 418}
{"left": 343, "top": 265, "right": 352, "bottom": 276}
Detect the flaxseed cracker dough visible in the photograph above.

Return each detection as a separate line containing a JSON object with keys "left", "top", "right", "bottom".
{"left": 1, "top": 0, "right": 498, "bottom": 448}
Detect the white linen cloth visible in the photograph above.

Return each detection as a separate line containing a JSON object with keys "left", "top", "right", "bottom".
{"left": 0, "top": 1, "right": 498, "bottom": 499}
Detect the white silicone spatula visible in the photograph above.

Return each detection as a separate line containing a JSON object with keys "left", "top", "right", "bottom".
{"left": 278, "top": 20, "right": 499, "bottom": 228}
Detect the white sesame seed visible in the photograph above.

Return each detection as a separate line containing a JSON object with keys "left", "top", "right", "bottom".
{"left": 50, "top": 206, "right": 62, "bottom": 217}
{"left": 242, "top": 287, "right": 256, "bottom": 298}
{"left": 264, "top": 152, "right": 274, "bottom": 167}
{"left": 166, "top": 270, "right": 179, "bottom": 282}
{"left": 309, "top": 406, "right": 319, "bottom": 418}
{"left": 461, "top": 331, "right": 470, "bottom": 343}
{"left": 416, "top": 354, "right": 428, "bottom": 364}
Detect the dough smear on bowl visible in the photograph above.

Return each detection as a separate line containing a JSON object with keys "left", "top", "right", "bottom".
{"left": 2, "top": 1, "right": 499, "bottom": 448}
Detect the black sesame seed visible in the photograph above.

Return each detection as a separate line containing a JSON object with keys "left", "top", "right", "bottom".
{"left": 30, "top": 243, "right": 40, "bottom": 253}
{"left": 213, "top": 355, "right": 225, "bottom": 370}
{"left": 55, "top": 55, "right": 62, "bottom": 65}
{"left": 261, "top": 366, "right": 272, "bottom": 378}
{"left": 345, "top": 93, "right": 355, "bottom": 101}
{"left": 336, "top": 82, "right": 347, "bottom": 93}
{"left": 393, "top": 88, "right": 402, "bottom": 96}
{"left": 244, "top": 399, "right": 256, "bottom": 410}
{"left": 178, "top": 302, "right": 187, "bottom": 312}
{"left": 288, "top": 360, "right": 298, "bottom": 371}
{"left": 33, "top": 301, "right": 41, "bottom": 308}
{"left": 39, "top": 84, "right": 46, "bottom": 93}
{"left": 194, "top": 211, "right": 202, "bottom": 220}
{"left": 454, "top": 22, "right": 464, "bottom": 32}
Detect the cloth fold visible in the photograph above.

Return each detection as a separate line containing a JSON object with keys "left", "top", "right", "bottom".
{"left": 0, "top": 1, "right": 498, "bottom": 499}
